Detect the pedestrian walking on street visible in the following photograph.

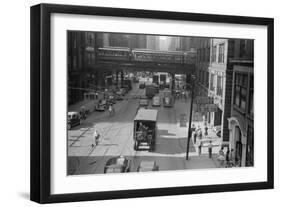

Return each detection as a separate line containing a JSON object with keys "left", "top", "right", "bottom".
{"left": 92, "top": 129, "right": 100, "bottom": 147}
{"left": 208, "top": 141, "right": 213, "bottom": 159}
{"left": 218, "top": 147, "right": 225, "bottom": 167}
{"left": 198, "top": 141, "right": 202, "bottom": 156}
{"left": 204, "top": 125, "right": 208, "bottom": 136}
{"left": 193, "top": 131, "right": 197, "bottom": 144}
{"left": 226, "top": 147, "right": 230, "bottom": 167}
{"left": 230, "top": 148, "right": 235, "bottom": 166}
{"left": 198, "top": 128, "right": 203, "bottom": 140}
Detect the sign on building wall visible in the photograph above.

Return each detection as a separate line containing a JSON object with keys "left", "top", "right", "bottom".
{"left": 193, "top": 104, "right": 218, "bottom": 113}
{"left": 195, "top": 96, "right": 214, "bottom": 104}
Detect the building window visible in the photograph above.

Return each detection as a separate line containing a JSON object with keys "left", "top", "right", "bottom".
{"left": 202, "top": 48, "right": 205, "bottom": 62}
{"left": 198, "top": 49, "right": 201, "bottom": 61}
{"left": 73, "top": 57, "right": 77, "bottom": 69}
{"left": 207, "top": 47, "right": 210, "bottom": 62}
{"left": 212, "top": 46, "right": 217, "bottom": 62}
{"left": 198, "top": 70, "right": 201, "bottom": 83}
{"left": 246, "top": 125, "right": 254, "bottom": 167}
{"left": 217, "top": 75, "right": 223, "bottom": 96}
{"left": 210, "top": 73, "right": 215, "bottom": 91}
{"left": 203, "top": 48, "right": 206, "bottom": 62}
{"left": 239, "top": 40, "right": 247, "bottom": 58}
{"left": 205, "top": 71, "right": 209, "bottom": 87}
{"left": 73, "top": 34, "right": 77, "bottom": 49}
{"left": 218, "top": 43, "right": 225, "bottom": 63}
{"left": 234, "top": 73, "right": 248, "bottom": 112}
{"left": 87, "top": 53, "right": 91, "bottom": 65}
{"left": 248, "top": 75, "right": 254, "bottom": 115}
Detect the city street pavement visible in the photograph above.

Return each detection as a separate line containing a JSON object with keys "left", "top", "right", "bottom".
{"left": 67, "top": 83, "right": 222, "bottom": 175}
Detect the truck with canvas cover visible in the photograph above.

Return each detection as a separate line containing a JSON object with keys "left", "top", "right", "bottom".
{"left": 133, "top": 109, "right": 158, "bottom": 151}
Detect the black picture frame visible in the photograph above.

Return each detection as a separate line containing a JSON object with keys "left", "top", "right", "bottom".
{"left": 30, "top": 3, "right": 274, "bottom": 204}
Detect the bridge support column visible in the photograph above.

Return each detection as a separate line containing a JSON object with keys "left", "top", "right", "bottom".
{"left": 171, "top": 73, "right": 175, "bottom": 92}
{"left": 115, "top": 70, "right": 119, "bottom": 87}
{"left": 94, "top": 71, "right": 99, "bottom": 89}
{"left": 186, "top": 73, "right": 191, "bottom": 90}
{"left": 97, "top": 71, "right": 105, "bottom": 89}
{"left": 121, "top": 70, "right": 124, "bottom": 88}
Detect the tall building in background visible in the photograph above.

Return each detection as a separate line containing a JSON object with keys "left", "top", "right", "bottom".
{"left": 146, "top": 35, "right": 160, "bottom": 50}
{"left": 67, "top": 31, "right": 96, "bottom": 105}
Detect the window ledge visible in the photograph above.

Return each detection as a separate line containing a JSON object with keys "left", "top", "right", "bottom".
{"left": 233, "top": 105, "right": 246, "bottom": 115}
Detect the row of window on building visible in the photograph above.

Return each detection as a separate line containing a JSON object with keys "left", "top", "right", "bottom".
{"left": 197, "top": 43, "right": 225, "bottom": 63}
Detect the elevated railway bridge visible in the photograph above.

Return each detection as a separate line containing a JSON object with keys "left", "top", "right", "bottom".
{"left": 68, "top": 46, "right": 197, "bottom": 104}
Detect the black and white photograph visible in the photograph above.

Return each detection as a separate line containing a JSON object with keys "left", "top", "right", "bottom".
{"left": 67, "top": 32, "right": 254, "bottom": 175}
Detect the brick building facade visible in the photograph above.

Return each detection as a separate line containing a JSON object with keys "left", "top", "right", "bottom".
{"left": 195, "top": 38, "right": 254, "bottom": 152}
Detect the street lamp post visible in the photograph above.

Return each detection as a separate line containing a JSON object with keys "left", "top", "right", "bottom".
{"left": 186, "top": 75, "right": 196, "bottom": 160}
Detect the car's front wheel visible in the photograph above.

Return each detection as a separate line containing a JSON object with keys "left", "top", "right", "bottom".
{"left": 67, "top": 123, "right": 71, "bottom": 130}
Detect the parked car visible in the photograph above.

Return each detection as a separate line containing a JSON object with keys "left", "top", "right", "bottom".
{"left": 137, "top": 161, "right": 159, "bottom": 172}
{"left": 67, "top": 111, "right": 81, "bottom": 129}
{"left": 115, "top": 94, "right": 124, "bottom": 101}
{"left": 139, "top": 82, "right": 145, "bottom": 89}
{"left": 104, "top": 156, "right": 131, "bottom": 173}
{"left": 152, "top": 96, "right": 161, "bottom": 107}
{"left": 163, "top": 96, "right": 173, "bottom": 107}
{"left": 213, "top": 125, "right": 221, "bottom": 137}
{"left": 139, "top": 95, "right": 149, "bottom": 106}
{"left": 95, "top": 100, "right": 108, "bottom": 111}
{"left": 107, "top": 95, "right": 117, "bottom": 104}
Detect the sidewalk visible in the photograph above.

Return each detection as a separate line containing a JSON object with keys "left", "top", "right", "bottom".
{"left": 184, "top": 154, "right": 220, "bottom": 169}
{"left": 68, "top": 99, "right": 99, "bottom": 114}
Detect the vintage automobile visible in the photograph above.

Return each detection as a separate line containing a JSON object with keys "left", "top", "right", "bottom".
{"left": 115, "top": 94, "right": 124, "bottom": 101}
{"left": 213, "top": 125, "right": 221, "bottom": 137}
{"left": 139, "top": 82, "right": 145, "bottom": 89}
{"left": 152, "top": 95, "right": 161, "bottom": 107}
{"left": 67, "top": 111, "right": 81, "bottom": 129}
{"left": 95, "top": 100, "right": 108, "bottom": 111}
{"left": 139, "top": 95, "right": 149, "bottom": 106}
{"left": 133, "top": 109, "right": 158, "bottom": 151}
{"left": 117, "top": 88, "right": 127, "bottom": 96}
{"left": 107, "top": 95, "right": 117, "bottom": 104}
{"left": 104, "top": 156, "right": 131, "bottom": 174}
{"left": 163, "top": 96, "right": 173, "bottom": 107}
{"left": 137, "top": 160, "right": 159, "bottom": 172}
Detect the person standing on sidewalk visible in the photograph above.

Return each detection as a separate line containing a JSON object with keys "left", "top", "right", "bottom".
{"left": 208, "top": 141, "right": 213, "bottom": 159}
{"left": 198, "top": 141, "right": 202, "bottom": 156}
{"left": 198, "top": 128, "right": 203, "bottom": 141}
{"left": 92, "top": 129, "right": 100, "bottom": 148}
{"left": 229, "top": 148, "right": 235, "bottom": 166}
{"left": 193, "top": 131, "right": 197, "bottom": 144}
{"left": 204, "top": 125, "right": 208, "bottom": 136}
{"left": 218, "top": 147, "right": 225, "bottom": 167}
{"left": 225, "top": 147, "right": 230, "bottom": 167}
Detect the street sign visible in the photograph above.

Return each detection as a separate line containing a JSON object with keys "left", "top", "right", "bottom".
{"left": 195, "top": 96, "right": 214, "bottom": 104}
{"left": 193, "top": 104, "right": 218, "bottom": 113}
{"left": 180, "top": 114, "right": 187, "bottom": 127}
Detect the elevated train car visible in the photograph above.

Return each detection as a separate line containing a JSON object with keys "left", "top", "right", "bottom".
{"left": 97, "top": 46, "right": 131, "bottom": 61}
{"left": 97, "top": 47, "right": 197, "bottom": 64}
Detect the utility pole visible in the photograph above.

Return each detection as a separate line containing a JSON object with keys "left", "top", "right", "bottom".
{"left": 186, "top": 75, "right": 196, "bottom": 160}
